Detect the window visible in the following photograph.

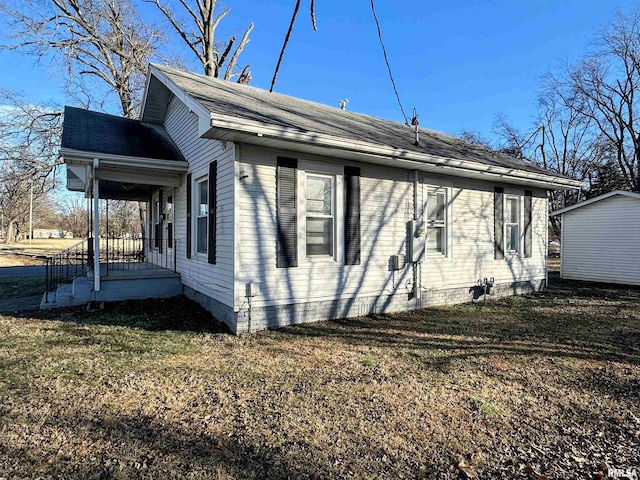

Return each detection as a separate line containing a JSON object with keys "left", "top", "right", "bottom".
{"left": 426, "top": 187, "right": 447, "bottom": 255}
{"left": 306, "top": 174, "right": 334, "bottom": 256}
{"left": 196, "top": 179, "right": 208, "bottom": 254}
{"left": 504, "top": 195, "right": 520, "bottom": 253}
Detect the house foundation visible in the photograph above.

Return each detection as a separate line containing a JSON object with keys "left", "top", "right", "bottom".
{"left": 228, "top": 279, "right": 545, "bottom": 334}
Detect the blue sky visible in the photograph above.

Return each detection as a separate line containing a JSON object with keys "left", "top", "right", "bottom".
{"left": 0, "top": 0, "right": 636, "bottom": 142}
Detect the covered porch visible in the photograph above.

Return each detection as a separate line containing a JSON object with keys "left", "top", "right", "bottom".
{"left": 43, "top": 107, "right": 188, "bottom": 307}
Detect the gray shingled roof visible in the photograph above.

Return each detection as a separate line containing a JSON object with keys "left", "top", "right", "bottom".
{"left": 154, "top": 64, "right": 563, "bottom": 178}
{"left": 62, "top": 106, "right": 184, "bottom": 161}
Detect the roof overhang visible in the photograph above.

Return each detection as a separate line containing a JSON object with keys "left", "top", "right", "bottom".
{"left": 551, "top": 190, "right": 640, "bottom": 216}
{"left": 143, "top": 65, "right": 212, "bottom": 135}
{"left": 203, "top": 115, "right": 583, "bottom": 191}
{"left": 143, "top": 63, "right": 582, "bottom": 191}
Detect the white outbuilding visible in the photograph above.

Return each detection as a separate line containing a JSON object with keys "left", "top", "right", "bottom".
{"left": 552, "top": 190, "right": 640, "bottom": 286}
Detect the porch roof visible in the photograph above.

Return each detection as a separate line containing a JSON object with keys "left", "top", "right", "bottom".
{"left": 60, "top": 107, "right": 187, "bottom": 201}
{"left": 62, "top": 106, "right": 185, "bottom": 161}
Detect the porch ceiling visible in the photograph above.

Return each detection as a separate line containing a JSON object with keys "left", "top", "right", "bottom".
{"left": 65, "top": 159, "right": 186, "bottom": 200}
{"left": 98, "top": 180, "right": 161, "bottom": 201}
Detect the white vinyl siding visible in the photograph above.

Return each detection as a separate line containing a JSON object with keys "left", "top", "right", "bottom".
{"left": 422, "top": 179, "right": 546, "bottom": 290}
{"left": 561, "top": 195, "right": 640, "bottom": 286}
{"left": 235, "top": 145, "right": 548, "bottom": 310}
{"left": 163, "top": 96, "right": 235, "bottom": 307}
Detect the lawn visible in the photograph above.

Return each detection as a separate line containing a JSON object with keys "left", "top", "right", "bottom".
{"left": 0, "top": 276, "right": 45, "bottom": 300}
{"left": 0, "top": 280, "right": 638, "bottom": 479}
{"left": 0, "top": 238, "right": 80, "bottom": 267}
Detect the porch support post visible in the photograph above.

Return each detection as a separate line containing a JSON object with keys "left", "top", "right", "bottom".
{"left": 93, "top": 158, "right": 101, "bottom": 292}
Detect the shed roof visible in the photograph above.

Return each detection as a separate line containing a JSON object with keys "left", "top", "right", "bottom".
{"left": 150, "top": 64, "right": 571, "bottom": 181}
{"left": 62, "top": 106, "right": 185, "bottom": 161}
{"left": 551, "top": 190, "right": 640, "bottom": 216}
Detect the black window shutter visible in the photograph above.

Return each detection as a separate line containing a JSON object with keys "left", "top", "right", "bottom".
{"left": 494, "top": 186, "right": 504, "bottom": 260}
{"left": 208, "top": 161, "right": 217, "bottom": 264}
{"left": 524, "top": 190, "right": 533, "bottom": 258}
{"left": 158, "top": 189, "right": 163, "bottom": 254}
{"left": 277, "top": 157, "right": 298, "bottom": 268}
{"left": 344, "top": 166, "right": 361, "bottom": 265}
{"left": 186, "top": 173, "right": 192, "bottom": 259}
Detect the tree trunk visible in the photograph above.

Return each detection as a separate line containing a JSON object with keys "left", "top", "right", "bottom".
{"left": 3, "top": 218, "right": 17, "bottom": 244}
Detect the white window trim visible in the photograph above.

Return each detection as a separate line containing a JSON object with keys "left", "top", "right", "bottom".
{"left": 192, "top": 172, "right": 209, "bottom": 261}
{"left": 297, "top": 160, "right": 344, "bottom": 264}
{"left": 423, "top": 179, "right": 453, "bottom": 258}
{"left": 504, "top": 192, "right": 523, "bottom": 256}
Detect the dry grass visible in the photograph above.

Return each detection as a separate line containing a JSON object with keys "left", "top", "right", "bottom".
{"left": 0, "top": 276, "right": 45, "bottom": 300}
{"left": 0, "top": 239, "right": 80, "bottom": 267}
{"left": 1, "top": 281, "right": 639, "bottom": 479}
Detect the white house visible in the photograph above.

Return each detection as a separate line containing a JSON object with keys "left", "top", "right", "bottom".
{"left": 551, "top": 190, "right": 640, "bottom": 286}
{"left": 58, "top": 64, "right": 581, "bottom": 333}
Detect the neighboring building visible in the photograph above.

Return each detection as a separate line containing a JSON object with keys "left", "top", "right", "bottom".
{"left": 33, "top": 229, "right": 74, "bottom": 239}
{"left": 551, "top": 190, "right": 640, "bottom": 286}
{"left": 59, "top": 64, "right": 581, "bottom": 333}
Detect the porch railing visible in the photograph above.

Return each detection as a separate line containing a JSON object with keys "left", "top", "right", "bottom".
{"left": 102, "top": 237, "right": 178, "bottom": 274}
{"left": 44, "top": 237, "right": 179, "bottom": 303}
{"left": 44, "top": 238, "right": 91, "bottom": 303}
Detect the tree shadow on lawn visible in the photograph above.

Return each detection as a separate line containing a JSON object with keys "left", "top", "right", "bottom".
{"left": 30, "top": 296, "right": 230, "bottom": 334}
{"left": 1, "top": 409, "right": 428, "bottom": 480}
{"left": 281, "top": 278, "right": 640, "bottom": 367}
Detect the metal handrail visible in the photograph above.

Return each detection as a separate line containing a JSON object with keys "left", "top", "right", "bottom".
{"left": 44, "top": 238, "right": 90, "bottom": 303}
{"left": 101, "top": 237, "right": 179, "bottom": 273}
{"left": 44, "top": 236, "right": 180, "bottom": 303}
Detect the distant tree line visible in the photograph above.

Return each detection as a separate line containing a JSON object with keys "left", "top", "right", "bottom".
{"left": 1, "top": 1, "right": 639, "bottom": 243}
{"left": 462, "top": 10, "right": 640, "bottom": 235}
{"left": 0, "top": 0, "right": 254, "bottom": 243}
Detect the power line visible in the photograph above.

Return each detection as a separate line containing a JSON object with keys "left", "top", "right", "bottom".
{"left": 370, "top": 0, "right": 409, "bottom": 125}
{"left": 270, "top": 0, "right": 302, "bottom": 93}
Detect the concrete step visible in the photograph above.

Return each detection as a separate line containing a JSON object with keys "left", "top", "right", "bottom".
{"left": 72, "top": 276, "right": 92, "bottom": 297}
{"left": 40, "top": 272, "right": 182, "bottom": 310}
{"left": 40, "top": 277, "right": 93, "bottom": 309}
{"left": 40, "top": 291, "right": 56, "bottom": 309}
{"left": 53, "top": 284, "right": 73, "bottom": 307}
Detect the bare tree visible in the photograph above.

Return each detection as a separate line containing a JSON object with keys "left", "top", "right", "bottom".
{"left": 494, "top": 87, "right": 602, "bottom": 236}
{"left": 0, "top": 162, "right": 55, "bottom": 243}
{"left": 553, "top": 10, "right": 640, "bottom": 192}
{"left": 459, "top": 130, "right": 492, "bottom": 148}
{"left": 270, "top": 0, "right": 317, "bottom": 92}
{"left": 57, "top": 194, "right": 89, "bottom": 238}
{"left": 0, "top": 90, "right": 63, "bottom": 243}
{"left": 100, "top": 200, "right": 141, "bottom": 236}
{"left": 0, "top": 91, "right": 63, "bottom": 171}
{"left": 535, "top": 85, "right": 601, "bottom": 193}
{"left": 147, "top": 0, "right": 253, "bottom": 82}
{"left": 1, "top": 0, "right": 162, "bottom": 118}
